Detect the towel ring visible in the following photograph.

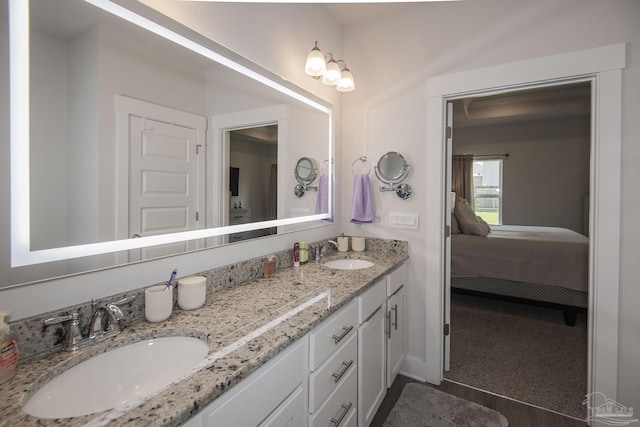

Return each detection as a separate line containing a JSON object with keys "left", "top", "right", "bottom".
{"left": 320, "top": 158, "right": 334, "bottom": 175}
{"left": 351, "top": 156, "right": 371, "bottom": 175}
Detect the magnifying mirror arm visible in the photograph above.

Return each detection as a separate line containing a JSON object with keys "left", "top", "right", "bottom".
{"left": 293, "top": 183, "right": 318, "bottom": 198}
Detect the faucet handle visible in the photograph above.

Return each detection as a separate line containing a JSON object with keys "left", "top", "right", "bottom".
{"left": 44, "top": 312, "right": 77, "bottom": 326}
{"left": 113, "top": 295, "right": 135, "bottom": 306}
{"left": 45, "top": 312, "right": 84, "bottom": 350}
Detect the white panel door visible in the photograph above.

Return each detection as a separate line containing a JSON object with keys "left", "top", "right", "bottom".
{"left": 129, "top": 117, "right": 200, "bottom": 261}
{"left": 444, "top": 101, "right": 454, "bottom": 372}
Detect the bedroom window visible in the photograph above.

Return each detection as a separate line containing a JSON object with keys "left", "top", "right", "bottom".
{"left": 473, "top": 159, "right": 502, "bottom": 225}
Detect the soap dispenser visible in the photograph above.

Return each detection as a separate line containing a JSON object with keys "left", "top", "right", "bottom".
{"left": 0, "top": 310, "right": 19, "bottom": 384}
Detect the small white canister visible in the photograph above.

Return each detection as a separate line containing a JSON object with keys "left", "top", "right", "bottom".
{"left": 178, "top": 276, "right": 206, "bottom": 310}
{"left": 351, "top": 237, "right": 365, "bottom": 252}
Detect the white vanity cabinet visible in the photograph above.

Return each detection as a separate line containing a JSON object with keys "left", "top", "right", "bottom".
{"left": 386, "top": 263, "right": 407, "bottom": 387}
{"left": 183, "top": 263, "right": 407, "bottom": 427}
{"left": 183, "top": 338, "right": 307, "bottom": 427}
{"left": 308, "top": 301, "right": 358, "bottom": 427}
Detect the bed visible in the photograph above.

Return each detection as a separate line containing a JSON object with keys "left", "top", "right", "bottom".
{"left": 451, "top": 224, "right": 589, "bottom": 325}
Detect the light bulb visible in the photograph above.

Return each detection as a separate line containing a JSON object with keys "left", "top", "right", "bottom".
{"left": 305, "top": 43, "right": 326, "bottom": 77}
{"left": 322, "top": 60, "right": 341, "bottom": 85}
{"left": 336, "top": 68, "right": 355, "bottom": 92}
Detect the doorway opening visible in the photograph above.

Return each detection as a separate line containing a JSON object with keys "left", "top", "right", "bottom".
{"left": 444, "top": 82, "right": 591, "bottom": 419}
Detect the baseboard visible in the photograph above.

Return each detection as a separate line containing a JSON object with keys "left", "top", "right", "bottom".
{"left": 398, "top": 355, "right": 428, "bottom": 383}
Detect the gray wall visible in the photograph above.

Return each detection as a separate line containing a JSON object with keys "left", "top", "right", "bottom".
{"left": 453, "top": 116, "right": 590, "bottom": 234}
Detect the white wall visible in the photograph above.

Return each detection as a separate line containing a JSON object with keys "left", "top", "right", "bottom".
{"left": 340, "top": 0, "right": 639, "bottom": 415}
{"left": 453, "top": 117, "right": 591, "bottom": 233}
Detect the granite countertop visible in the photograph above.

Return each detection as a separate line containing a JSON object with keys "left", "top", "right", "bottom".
{"left": 0, "top": 249, "right": 408, "bottom": 427}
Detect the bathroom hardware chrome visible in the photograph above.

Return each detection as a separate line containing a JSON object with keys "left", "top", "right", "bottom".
{"left": 89, "top": 295, "right": 135, "bottom": 340}
{"left": 332, "top": 325, "right": 354, "bottom": 344}
{"left": 391, "top": 304, "right": 398, "bottom": 330}
{"left": 331, "top": 360, "right": 354, "bottom": 383}
{"left": 44, "top": 312, "right": 84, "bottom": 351}
{"left": 374, "top": 151, "right": 414, "bottom": 200}
{"left": 330, "top": 402, "right": 353, "bottom": 426}
{"left": 319, "top": 240, "right": 338, "bottom": 260}
{"left": 44, "top": 295, "right": 135, "bottom": 351}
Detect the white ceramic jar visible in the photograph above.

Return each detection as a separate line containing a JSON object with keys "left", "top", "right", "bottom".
{"left": 351, "top": 237, "right": 365, "bottom": 252}
{"left": 178, "top": 276, "right": 207, "bottom": 310}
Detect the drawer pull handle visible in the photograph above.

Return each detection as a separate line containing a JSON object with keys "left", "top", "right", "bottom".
{"left": 330, "top": 402, "right": 353, "bottom": 426}
{"left": 331, "top": 360, "right": 354, "bottom": 383}
{"left": 391, "top": 304, "right": 398, "bottom": 330}
{"left": 385, "top": 312, "right": 391, "bottom": 338}
{"left": 332, "top": 325, "right": 353, "bottom": 344}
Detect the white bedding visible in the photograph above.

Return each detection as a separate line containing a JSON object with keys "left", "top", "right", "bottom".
{"left": 451, "top": 225, "right": 589, "bottom": 292}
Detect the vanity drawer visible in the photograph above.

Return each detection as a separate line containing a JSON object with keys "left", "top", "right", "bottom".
{"left": 308, "top": 366, "right": 357, "bottom": 427}
{"left": 309, "top": 301, "right": 357, "bottom": 371}
{"left": 387, "top": 263, "right": 407, "bottom": 296}
{"left": 309, "top": 333, "right": 357, "bottom": 412}
{"left": 229, "top": 208, "right": 251, "bottom": 224}
{"left": 357, "top": 278, "right": 386, "bottom": 323}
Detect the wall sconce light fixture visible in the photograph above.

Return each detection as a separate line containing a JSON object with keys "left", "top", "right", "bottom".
{"left": 305, "top": 41, "right": 355, "bottom": 93}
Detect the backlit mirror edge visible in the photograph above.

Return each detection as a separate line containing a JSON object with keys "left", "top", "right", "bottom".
{"left": 9, "top": 0, "right": 335, "bottom": 268}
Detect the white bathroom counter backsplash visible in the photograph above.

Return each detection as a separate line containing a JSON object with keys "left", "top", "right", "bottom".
{"left": 0, "top": 239, "right": 408, "bottom": 426}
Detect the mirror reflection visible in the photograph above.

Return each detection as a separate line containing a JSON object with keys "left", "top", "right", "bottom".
{"left": 2, "top": 0, "right": 332, "bottom": 288}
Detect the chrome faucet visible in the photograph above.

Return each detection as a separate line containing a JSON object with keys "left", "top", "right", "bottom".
{"left": 44, "top": 295, "right": 135, "bottom": 351}
{"left": 319, "top": 240, "right": 338, "bottom": 260}
{"left": 89, "top": 300, "right": 128, "bottom": 340}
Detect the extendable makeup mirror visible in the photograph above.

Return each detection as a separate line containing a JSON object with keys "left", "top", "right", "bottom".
{"left": 374, "top": 152, "right": 413, "bottom": 200}
{"left": 293, "top": 157, "right": 318, "bottom": 197}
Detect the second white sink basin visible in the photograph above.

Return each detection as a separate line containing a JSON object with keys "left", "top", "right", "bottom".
{"left": 23, "top": 336, "right": 209, "bottom": 419}
{"left": 324, "top": 258, "right": 375, "bottom": 270}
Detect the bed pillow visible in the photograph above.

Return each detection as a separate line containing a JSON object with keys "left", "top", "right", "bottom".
{"left": 477, "top": 216, "right": 491, "bottom": 234}
{"left": 451, "top": 213, "right": 461, "bottom": 234}
{"left": 454, "top": 198, "right": 489, "bottom": 237}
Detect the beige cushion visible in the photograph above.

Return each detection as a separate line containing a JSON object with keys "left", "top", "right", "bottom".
{"left": 451, "top": 213, "right": 461, "bottom": 234}
{"left": 477, "top": 216, "right": 491, "bottom": 234}
{"left": 454, "top": 199, "right": 489, "bottom": 237}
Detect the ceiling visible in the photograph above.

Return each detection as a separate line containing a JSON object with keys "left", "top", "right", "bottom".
{"left": 452, "top": 83, "right": 592, "bottom": 128}
{"left": 322, "top": 3, "right": 415, "bottom": 26}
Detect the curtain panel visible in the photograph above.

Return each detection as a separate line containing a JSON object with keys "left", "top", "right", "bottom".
{"left": 452, "top": 155, "right": 474, "bottom": 204}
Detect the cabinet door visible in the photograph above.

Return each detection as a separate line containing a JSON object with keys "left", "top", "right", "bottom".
{"left": 357, "top": 306, "right": 386, "bottom": 427}
{"left": 387, "top": 286, "right": 406, "bottom": 387}
{"left": 198, "top": 340, "right": 305, "bottom": 426}
{"left": 259, "top": 387, "right": 305, "bottom": 427}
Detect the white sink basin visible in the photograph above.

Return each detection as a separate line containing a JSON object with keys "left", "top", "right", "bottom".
{"left": 324, "top": 258, "right": 374, "bottom": 270}
{"left": 23, "top": 336, "right": 209, "bottom": 419}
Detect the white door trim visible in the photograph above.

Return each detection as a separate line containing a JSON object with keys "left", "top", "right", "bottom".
{"left": 209, "top": 105, "right": 288, "bottom": 244}
{"left": 423, "top": 43, "right": 625, "bottom": 404}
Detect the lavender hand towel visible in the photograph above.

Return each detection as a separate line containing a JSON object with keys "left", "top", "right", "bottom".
{"left": 351, "top": 174, "right": 374, "bottom": 224}
{"left": 315, "top": 174, "right": 333, "bottom": 221}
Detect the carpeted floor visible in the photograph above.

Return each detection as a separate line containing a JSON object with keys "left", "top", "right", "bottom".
{"left": 382, "top": 382, "right": 508, "bottom": 427}
{"left": 445, "top": 293, "right": 588, "bottom": 419}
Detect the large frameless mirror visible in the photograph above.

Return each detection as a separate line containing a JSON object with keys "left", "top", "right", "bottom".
{"left": 2, "top": 0, "right": 333, "bottom": 288}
